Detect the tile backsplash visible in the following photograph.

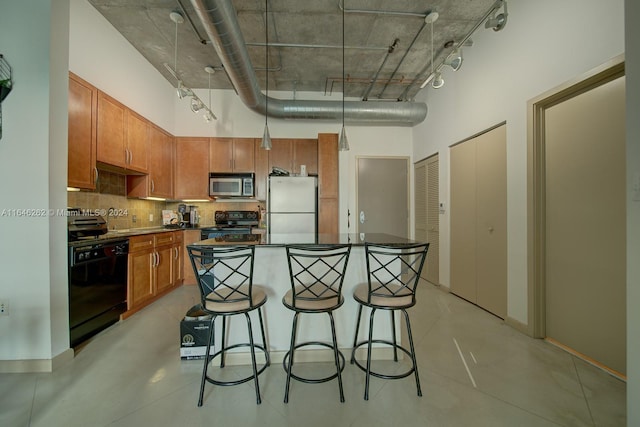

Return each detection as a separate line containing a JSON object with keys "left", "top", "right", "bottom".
{"left": 68, "top": 170, "right": 263, "bottom": 229}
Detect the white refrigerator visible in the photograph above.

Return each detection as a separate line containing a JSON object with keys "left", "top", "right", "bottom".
{"left": 268, "top": 176, "right": 317, "bottom": 242}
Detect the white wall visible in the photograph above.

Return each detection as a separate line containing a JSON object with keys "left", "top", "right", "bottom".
{"left": 0, "top": 0, "right": 70, "bottom": 364}
{"left": 69, "top": 0, "right": 175, "bottom": 133}
{"left": 412, "top": 0, "right": 625, "bottom": 326}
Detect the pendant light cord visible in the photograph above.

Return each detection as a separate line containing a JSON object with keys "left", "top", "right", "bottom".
{"left": 265, "top": 0, "right": 268, "bottom": 126}
{"left": 342, "top": 2, "right": 345, "bottom": 125}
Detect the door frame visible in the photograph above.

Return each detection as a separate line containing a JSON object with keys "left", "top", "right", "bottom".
{"left": 527, "top": 55, "right": 625, "bottom": 338}
{"left": 355, "top": 155, "right": 410, "bottom": 238}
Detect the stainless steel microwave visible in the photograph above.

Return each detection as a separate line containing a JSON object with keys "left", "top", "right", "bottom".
{"left": 209, "top": 172, "right": 255, "bottom": 198}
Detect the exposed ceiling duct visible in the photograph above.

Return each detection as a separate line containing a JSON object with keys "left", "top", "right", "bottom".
{"left": 189, "top": 0, "right": 427, "bottom": 126}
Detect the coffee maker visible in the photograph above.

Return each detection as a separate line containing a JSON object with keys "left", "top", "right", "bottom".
{"left": 178, "top": 204, "right": 199, "bottom": 228}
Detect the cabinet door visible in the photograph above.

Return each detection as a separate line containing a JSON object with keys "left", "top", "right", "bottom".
{"left": 68, "top": 73, "right": 97, "bottom": 189}
{"left": 172, "top": 241, "right": 183, "bottom": 285}
{"left": 155, "top": 245, "right": 174, "bottom": 294}
{"left": 210, "top": 137, "right": 233, "bottom": 172}
{"left": 318, "top": 134, "right": 338, "bottom": 199}
{"left": 97, "top": 91, "right": 126, "bottom": 168}
{"left": 125, "top": 110, "right": 149, "bottom": 173}
{"left": 175, "top": 137, "right": 210, "bottom": 199}
{"left": 268, "top": 139, "right": 293, "bottom": 172}
{"left": 149, "top": 125, "right": 173, "bottom": 198}
{"left": 292, "top": 139, "right": 318, "bottom": 175}
{"left": 318, "top": 133, "right": 338, "bottom": 234}
{"left": 129, "top": 249, "right": 154, "bottom": 309}
{"left": 232, "top": 138, "right": 255, "bottom": 172}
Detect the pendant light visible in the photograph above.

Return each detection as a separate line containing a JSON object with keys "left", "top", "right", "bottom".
{"left": 260, "top": 0, "right": 272, "bottom": 150}
{"left": 420, "top": 11, "right": 439, "bottom": 89}
{"left": 338, "top": 1, "right": 349, "bottom": 151}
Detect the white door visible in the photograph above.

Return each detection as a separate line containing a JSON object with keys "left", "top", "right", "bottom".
{"left": 356, "top": 157, "right": 409, "bottom": 238}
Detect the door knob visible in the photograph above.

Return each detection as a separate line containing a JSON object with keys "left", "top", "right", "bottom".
{"left": 359, "top": 211, "right": 366, "bottom": 224}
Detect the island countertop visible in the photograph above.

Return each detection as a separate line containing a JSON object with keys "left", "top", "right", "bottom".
{"left": 194, "top": 232, "right": 420, "bottom": 247}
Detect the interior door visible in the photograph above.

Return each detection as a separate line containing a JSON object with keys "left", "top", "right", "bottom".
{"left": 357, "top": 157, "right": 408, "bottom": 238}
{"left": 544, "top": 75, "right": 626, "bottom": 375}
{"left": 415, "top": 155, "right": 440, "bottom": 284}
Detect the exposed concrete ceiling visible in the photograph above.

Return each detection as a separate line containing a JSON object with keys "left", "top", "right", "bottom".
{"left": 88, "top": 0, "right": 501, "bottom": 101}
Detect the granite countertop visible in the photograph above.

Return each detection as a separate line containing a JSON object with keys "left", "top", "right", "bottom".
{"left": 68, "top": 226, "right": 203, "bottom": 247}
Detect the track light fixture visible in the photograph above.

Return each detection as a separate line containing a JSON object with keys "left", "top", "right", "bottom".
{"left": 164, "top": 10, "right": 216, "bottom": 122}
{"left": 485, "top": 0, "right": 508, "bottom": 31}
{"left": 432, "top": 72, "right": 444, "bottom": 89}
{"left": 444, "top": 48, "right": 463, "bottom": 71}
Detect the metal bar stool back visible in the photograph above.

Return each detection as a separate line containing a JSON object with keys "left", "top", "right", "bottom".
{"left": 351, "top": 242, "right": 429, "bottom": 400}
{"left": 187, "top": 245, "right": 270, "bottom": 406}
{"left": 282, "top": 244, "right": 352, "bottom": 403}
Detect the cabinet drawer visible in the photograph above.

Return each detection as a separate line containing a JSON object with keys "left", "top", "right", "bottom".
{"left": 129, "top": 235, "right": 154, "bottom": 252}
{"left": 154, "top": 232, "right": 175, "bottom": 246}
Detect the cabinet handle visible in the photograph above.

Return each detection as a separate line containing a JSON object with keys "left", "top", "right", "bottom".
{"left": 94, "top": 167, "right": 99, "bottom": 187}
{"left": 174, "top": 247, "right": 179, "bottom": 260}
{"left": 151, "top": 179, "right": 155, "bottom": 193}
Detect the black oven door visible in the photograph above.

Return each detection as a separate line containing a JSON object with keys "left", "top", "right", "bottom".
{"left": 69, "top": 240, "right": 128, "bottom": 347}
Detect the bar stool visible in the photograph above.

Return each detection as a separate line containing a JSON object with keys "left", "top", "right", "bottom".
{"left": 187, "top": 244, "right": 270, "bottom": 406}
{"left": 350, "top": 242, "right": 429, "bottom": 400}
{"left": 282, "top": 244, "right": 352, "bottom": 403}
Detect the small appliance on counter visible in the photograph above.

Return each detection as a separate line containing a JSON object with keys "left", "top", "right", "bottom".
{"left": 177, "top": 204, "right": 199, "bottom": 228}
{"left": 67, "top": 207, "right": 108, "bottom": 241}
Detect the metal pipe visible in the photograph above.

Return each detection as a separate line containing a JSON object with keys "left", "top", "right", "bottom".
{"left": 190, "top": 0, "right": 427, "bottom": 126}
{"left": 362, "top": 39, "right": 398, "bottom": 101}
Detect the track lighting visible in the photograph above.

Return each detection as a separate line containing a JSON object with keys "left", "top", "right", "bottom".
{"left": 176, "top": 81, "right": 193, "bottom": 99}
{"left": 444, "top": 48, "right": 463, "bottom": 71}
{"left": 190, "top": 97, "right": 204, "bottom": 113}
{"left": 165, "top": 10, "right": 216, "bottom": 122}
{"left": 432, "top": 72, "right": 444, "bottom": 89}
{"left": 485, "top": 0, "right": 508, "bottom": 31}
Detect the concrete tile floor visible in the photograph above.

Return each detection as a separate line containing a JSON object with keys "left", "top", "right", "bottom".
{"left": 0, "top": 282, "right": 626, "bottom": 427}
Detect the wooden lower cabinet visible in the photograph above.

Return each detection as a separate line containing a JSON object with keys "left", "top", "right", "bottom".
{"left": 126, "top": 231, "right": 183, "bottom": 316}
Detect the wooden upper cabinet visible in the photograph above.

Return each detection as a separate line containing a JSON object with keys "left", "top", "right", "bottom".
{"left": 293, "top": 139, "right": 318, "bottom": 175}
{"left": 96, "top": 90, "right": 148, "bottom": 173}
{"left": 127, "top": 124, "right": 173, "bottom": 199}
{"left": 268, "top": 139, "right": 318, "bottom": 175}
{"left": 268, "top": 139, "right": 293, "bottom": 172}
{"left": 175, "top": 137, "right": 210, "bottom": 200}
{"left": 210, "top": 137, "right": 255, "bottom": 172}
{"left": 148, "top": 125, "right": 173, "bottom": 198}
{"left": 125, "top": 110, "right": 149, "bottom": 173}
{"left": 97, "top": 91, "right": 126, "bottom": 168}
{"left": 68, "top": 73, "right": 97, "bottom": 190}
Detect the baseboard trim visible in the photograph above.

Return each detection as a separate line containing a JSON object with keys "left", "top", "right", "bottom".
{"left": 0, "top": 348, "right": 74, "bottom": 373}
{"left": 505, "top": 316, "right": 531, "bottom": 337}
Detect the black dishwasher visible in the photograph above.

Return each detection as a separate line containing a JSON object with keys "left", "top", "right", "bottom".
{"left": 68, "top": 239, "right": 128, "bottom": 348}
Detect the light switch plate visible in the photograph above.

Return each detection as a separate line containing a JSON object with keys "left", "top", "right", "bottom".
{"left": 0, "top": 299, "right": 8, "bottom": 316}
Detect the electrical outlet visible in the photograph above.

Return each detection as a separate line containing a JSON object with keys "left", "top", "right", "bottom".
{"left": 132, "top": 214, "right": 137, "bottom": 223}
{"left": 149, "top": 213, "right": 154, "bottom": 222}
{"left": 0, "top": 299, "right": 8, "bottom": 316}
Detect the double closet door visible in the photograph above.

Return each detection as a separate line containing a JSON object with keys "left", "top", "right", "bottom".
{"left": 450, "top": 124, "right": 507, "bottom": 318}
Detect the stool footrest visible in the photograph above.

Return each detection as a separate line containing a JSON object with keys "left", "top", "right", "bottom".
{"left": 351, "top": 339, "right": 415, "bottom": 380}
{"left": 283, "top": 341, "right": 345, "bottom": 384}
{"left": 204, "top": 342, "right": 270, "bottom": 387}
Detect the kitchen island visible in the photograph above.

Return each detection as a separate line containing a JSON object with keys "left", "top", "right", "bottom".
{"left": 190, "top": 233, "right": 423, "bottom": 364}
